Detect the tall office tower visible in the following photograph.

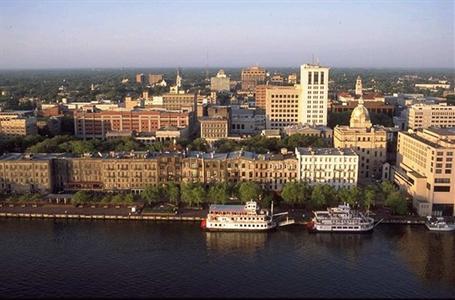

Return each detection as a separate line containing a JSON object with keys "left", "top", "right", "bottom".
{"left": 299, "top": 64, "right": 329, "bottom": 126}
{"left": 355, "top": 75, "right": 363, "bottom": 96}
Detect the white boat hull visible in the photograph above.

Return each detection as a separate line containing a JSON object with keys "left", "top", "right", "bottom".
{"left": 313, "top": 223, "right": 374, "bottom": 232}
{"left": 205, "top": 221, "right": 276, "bottom": 232}
{"left": 425, "top": 223, "right": 455, "bottom": 232}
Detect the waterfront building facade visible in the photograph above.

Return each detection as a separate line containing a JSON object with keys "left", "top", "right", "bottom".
{"left": 393, "top": 128, "right": 455, "bottom": 217}
{"left": 295, "top": 147, "right": 359, "bottom": 189}
{"left": 0, "top": 150, "right": 300, "bottom": 194}
{"left": 0, "top": 153, "right": 65, "bottom": 194}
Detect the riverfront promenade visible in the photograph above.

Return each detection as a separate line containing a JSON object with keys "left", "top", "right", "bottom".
{"left": 0, "top": 203, "right": 439, "bottom": 225}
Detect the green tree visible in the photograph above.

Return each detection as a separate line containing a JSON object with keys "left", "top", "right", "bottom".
{"left": 281, "top": 182, "right": 302, "bottom": 206}
{"left": 181, "top": 182, "right": 206, "bottom": 207}
{"left": 101, "top": 194, "right": 112, "bottom": 204}
{"left": 123, "top": 193, "right": 135, "bottom": 204}
{"left": 310, "top": 184, "right": 326, "bottom": 209}
{"left": 362, "top": 186, "right": 376, "bottom": 211}
{"left": 337, "top": 187, "right": 361, "bottom": 207}
{"left": 385, "top": 191, "right": 408, "bottom": 215}
{"left": 165, "top": 182, "right": 180, "bottom": 205}
{"left": 237, "top": 181, "right": 261, "bottom": 203}
{"left": 188, "top": 138, "right": 209, "bottom": 152}
{"left": 72, "top": 191, "right": 90, "bottom": 205}
{"left": 111, "top": 194, "right": 124, "bottom": 204}
{"left": 140, "top": 185, "right": 163, "bottom": 206}
{"left": 207, "top": 182, "right": 229, "bottom": 204}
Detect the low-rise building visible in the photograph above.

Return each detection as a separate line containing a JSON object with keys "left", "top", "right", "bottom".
{"left": 0, "top": 153, "right": 68, "bottom": 194}
{"left": 230, "top": 105, "right": 265, "bottom": 136}
{"left": 74, "top": 107, "right": 193, "bottom": 139}
{"left": 200, "top": 117, "right": 229, "bottom": 142}
{"left": 295, "top": 147, "right": 359, "bottom": 189}
{"left": 0, "top": 112, "right": 37, "bottom": 137}
{"left": 283, "top": 124, "right": 333, "bottom": 140}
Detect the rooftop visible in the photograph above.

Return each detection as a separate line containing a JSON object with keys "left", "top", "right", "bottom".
{"left": 296, "top": 147, "right": 357, "bottom": 156}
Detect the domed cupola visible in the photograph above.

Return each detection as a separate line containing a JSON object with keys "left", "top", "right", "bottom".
{"left": 350, "top": 97, "right": 372, "bottom": 128}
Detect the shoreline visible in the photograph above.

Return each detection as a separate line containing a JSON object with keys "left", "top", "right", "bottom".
{"left": 0, "top": 211, "right": 429, "bottom": 226}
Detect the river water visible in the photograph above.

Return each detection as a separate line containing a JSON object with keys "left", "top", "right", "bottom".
{"left": 0, "top": 219, "right": 454, "bottom": 298}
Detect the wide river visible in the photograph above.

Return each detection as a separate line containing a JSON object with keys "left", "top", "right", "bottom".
{"left": 0, "top": 219, "right": 454, "bottom": 298}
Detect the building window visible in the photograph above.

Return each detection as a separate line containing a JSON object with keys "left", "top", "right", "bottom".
{"left": 434, "top": 186, "right": 450, "bottom": 192}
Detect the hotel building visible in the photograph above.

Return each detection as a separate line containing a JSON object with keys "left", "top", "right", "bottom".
{"left": 295, "top": 147, "right": 359, "bottom": 189}
{"left": 393, "top": 128, "right": 455, "bottom": 217}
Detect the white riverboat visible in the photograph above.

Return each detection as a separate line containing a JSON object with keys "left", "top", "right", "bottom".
{"left": 201, "top": 201, "right": 277, "bottom": 231}
{"left": 307, "top": 203, "right": 375, "bottom": 233}
{"left": 425, "top": 216, "right": 455, "bottom": 232}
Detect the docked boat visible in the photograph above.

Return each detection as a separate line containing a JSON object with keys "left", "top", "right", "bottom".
{"left": 200, "top": 200, "right": 276, "bottom": 231}
{"left": 425, "top": 216, "right": 455, "bottom": 232}
{"left": 307, "top": 203, "right": 376, "bottom": 233}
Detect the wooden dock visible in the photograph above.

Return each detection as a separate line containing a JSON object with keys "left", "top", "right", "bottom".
{"left": 0, "top": 212, "right": 203, "bottom": 222}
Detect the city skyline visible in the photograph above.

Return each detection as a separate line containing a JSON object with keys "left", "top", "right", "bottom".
{"left": 0, "top": 0, "right": 454, "bottom": 69}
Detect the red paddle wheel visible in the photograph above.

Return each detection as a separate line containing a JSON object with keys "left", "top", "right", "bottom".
{"left": 200, "top": 219, "right": 207, "bottom": 229}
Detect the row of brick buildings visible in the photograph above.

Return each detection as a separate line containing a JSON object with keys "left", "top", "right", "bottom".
{"left": 0, "top": 147, "right": 359, "bottom": 196}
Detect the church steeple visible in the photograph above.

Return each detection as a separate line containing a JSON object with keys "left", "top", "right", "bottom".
{"left": 355, "top": 75, "right": 363, "bottom": 96}
{"left": 176, "top": 68, "right": 182, "bottom": 88}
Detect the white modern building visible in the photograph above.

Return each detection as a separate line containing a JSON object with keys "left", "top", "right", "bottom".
{"left": 299, "top": 64, "right": 329, "bottom": 126}
{"left": 295, "top": 147, "right": 359, "bottom": 189}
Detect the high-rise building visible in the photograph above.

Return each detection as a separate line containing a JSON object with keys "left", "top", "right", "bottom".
{"left": 333, "top": 97, "right": 387, "bottom": 182}
{"left": 265, "top": 85, "right": 300, "bottom": 129}
{"left": 407, "top": 103, "right": 455, "bottom": 130}
{"left": 210, "top": 69, "right": 230, "bottom": 92}
{"left": 299, "top": 64, "right": 329, "bottom": 126}
{"left": 241, "top": 66, "right": 266, "bottom": 93}
{"left": 393, "top": 128, "right": 455, "bottom": 217}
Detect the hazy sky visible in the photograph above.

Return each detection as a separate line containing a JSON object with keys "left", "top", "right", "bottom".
{"left": 0, "top": 0, "right": 454, "bottom": 69}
